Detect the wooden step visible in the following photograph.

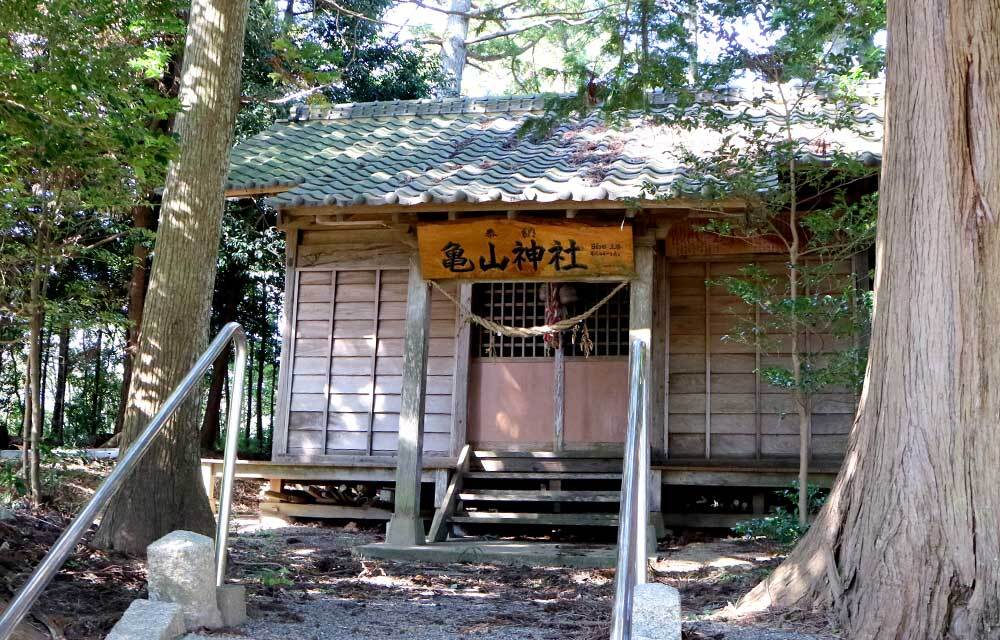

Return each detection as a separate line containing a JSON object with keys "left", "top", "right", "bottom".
{"left": 452, "top": 511, "right": 619, "bottom": 526}
{"left": 473, "top": 450, "right": 623, "bottom": 459}
{"left": 471, "top": 458, "right": 623, "bottom": 473}
{"left": 464, "top": 471, "right": 623, "bottom": 480}
{"left": 458, "top": 490, "right": 621, "bottom": 503}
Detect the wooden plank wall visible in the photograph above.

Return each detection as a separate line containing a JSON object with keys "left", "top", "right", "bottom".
{"left": 280, "top": 229, "right": 459, "bottom": 458}
{"left": 667, "top": 258, "right": 856, "bottom": 461}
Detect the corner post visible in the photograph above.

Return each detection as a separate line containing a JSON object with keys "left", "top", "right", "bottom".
{"left": 630, "top": 233, "right": 657, "bottom": 552}
{"left": 387, "top": 253, "right": 432, "bottom": 545}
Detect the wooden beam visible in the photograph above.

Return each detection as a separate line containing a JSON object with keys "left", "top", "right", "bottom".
{"left": 449, "top": 283, "right": 472, "bottom": 457}
{"left": 387, "top": 253, "right": 433, "bottom": 545}
{"left": 427, "top": 444, "right": 471, "bottom": 542}
{"left": 224, "top": 184, "right": 293, "bottom": 198}
{"left": 280, "top": 197, "right": 748, "bottom": 219}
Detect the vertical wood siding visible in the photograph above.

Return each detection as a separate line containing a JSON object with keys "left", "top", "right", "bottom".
{"left": 667, "top": 258, "right": 857, "bottom": 461}
{"left": 282, "top": 230, "right": 458, "bottom": 458}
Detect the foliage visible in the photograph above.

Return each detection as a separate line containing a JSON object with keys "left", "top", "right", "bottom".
{"left": 732, "top": 482, "right": 828, "bottom": 544}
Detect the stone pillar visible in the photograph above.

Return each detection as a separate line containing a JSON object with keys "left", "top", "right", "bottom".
{"left": 387, "top": 254, "right": 432, "bottom": 545}
{"left": 146, "top": 531, "right": 223, "bottom": 630}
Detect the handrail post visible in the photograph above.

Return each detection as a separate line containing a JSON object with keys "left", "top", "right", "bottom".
{"left": 0, "top": 323, "right": 248, "bottom": 640}
{"left": 611, "top": 339, "right": 649, "bottom": 640}
{"left": 215, "top": 328, "right": 248, "bottom": 587}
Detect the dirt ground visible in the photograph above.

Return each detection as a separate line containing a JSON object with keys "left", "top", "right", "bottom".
{"left": 1, "top": 473, "right": 839, "bottom": 640}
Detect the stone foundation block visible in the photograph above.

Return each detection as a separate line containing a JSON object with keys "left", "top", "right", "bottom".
{"left": 105, "top": 599, "right": 185, "bottom": 640}
{"left": 147, "top": 531, "right": 223, "bottom": 630}
{"left": 216, "top": 584, "right": 248, "bottom": 627}
{"left": 633, "top": 582, "right": 681, "bottom": 640}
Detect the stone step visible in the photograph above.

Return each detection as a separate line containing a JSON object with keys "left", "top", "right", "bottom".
{"left": 458, "top": 489, "right": 621, "bottom": 502}
{"left": 452, "top": 511, "right": 619, "bottom": 526}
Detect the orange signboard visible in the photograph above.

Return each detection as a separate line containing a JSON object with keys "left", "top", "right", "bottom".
{"left": 417, "top": 218, "right": 634, "bottom": 280}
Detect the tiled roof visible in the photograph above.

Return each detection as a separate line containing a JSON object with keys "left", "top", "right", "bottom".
{"left": 226, "top": 92, "right": 883, "bottom": 209}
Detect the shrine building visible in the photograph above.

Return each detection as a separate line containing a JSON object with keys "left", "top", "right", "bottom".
{"left": 212, "top": 92, "right": 882, "bottom": 548}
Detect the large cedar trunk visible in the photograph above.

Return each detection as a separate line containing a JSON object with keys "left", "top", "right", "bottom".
{"left": 93, "top": 0, "right": 249, "bottom": 554}
{"left": 738, "top": 2, "right": 1000, "bottom": 637}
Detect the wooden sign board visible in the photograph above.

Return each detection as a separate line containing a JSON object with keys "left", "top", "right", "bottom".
{"left": 417, "top": 218, "right": 634, "bottom": 280}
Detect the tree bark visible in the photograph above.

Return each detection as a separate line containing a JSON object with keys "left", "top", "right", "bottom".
{"left": 440, "top": 0, "right": 471, "bottom": 95}
{"left": 51, "top": 325, "right": 70, "bottom": 445}
{"left": 243, "top": 339, "right": 254, "bottom": 441}
{"left": 26, "top": 277, "right": 44, "bottom": 507}
{"left": 199, "top": 343, "right": 231, "bottom": 452}
{"left": 0, "top": 348, "right": 9, "bottom": 450}
{"left": 93, "top": 0, "right": 249, "bottom": 555}
{"left": 115, "top": 204, "right": 154, "bottom": 434}
{"left": 738, "top": 2, "right": 1000, "bottom": 636}
{"left": 254, "top": 334, "right": 265, "bottom": 450}
{"left": 90, "top": 329, "right": 103, "bottom": 434}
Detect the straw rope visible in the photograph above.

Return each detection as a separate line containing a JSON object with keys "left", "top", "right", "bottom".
{"left": 430, "top": 280, "right": 629, "bottom": 339}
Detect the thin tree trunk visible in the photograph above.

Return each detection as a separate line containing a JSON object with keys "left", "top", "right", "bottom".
{"left": 27, "top": 272, "right": 44, "bottom": 507}
{"left": 268, "top": 338, "right": 276, "bottom": 448}
{"left": 51, "top": 325, "right": 70, "bottom": 445}
{"left": 440, "top": 0, "right": 471, "bottom": 95}
{"left": 115, "top": 205, "right": 154, "bottom": 434}
{"left": 244, "top": 340, "right": 254, "bottom": 442}
{"left": 200, "top": 343, "right": 231, "bottom": 452}
{"left": 739, "top": 2, "right": 1000, "bottom": 636}
{"left": 39, "top": 323, "right": 49, "bottom": 431}
{"left": 91, "top": 329, "right": 103, "bottom": 434}
{"left": 254, "top": 335, "right": 265, "bottom": 449}
{"left": 0, "top": 348, "right": 9, "bottom": 450}
{"left": 19, "top": 355, "right": 30, "bottom": 480}
{"left": 93, "top": 0, "right": 250, "bottom": 555}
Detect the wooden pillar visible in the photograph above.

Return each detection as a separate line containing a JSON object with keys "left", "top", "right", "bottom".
{"left": 553, "top": 348, "right": 565, "bottom": 452}
{"left": 272, "top": 227, "right": 300, "bottom": 458}
{"left": 387, "top": 254, "right": 432, "bottom": 545}
{"left": 449, "top": 283, "right": 472, "bottom": 457}
{"left": 630, "top": 234, "right": 656, "bottom": 546}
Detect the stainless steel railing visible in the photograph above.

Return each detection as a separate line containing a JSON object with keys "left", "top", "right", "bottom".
{"left": 610, "top": 338, "right": 649, "bottom": 640}
{"left": 0, "top": 322, "right": 248, "bottom": 639}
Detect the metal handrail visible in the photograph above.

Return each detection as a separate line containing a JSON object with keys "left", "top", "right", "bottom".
{"left": 610, "top": 339, "right": 649, "bottom": 640}
{"left": 0, "top": 322, "right": 248, "bottom": 640}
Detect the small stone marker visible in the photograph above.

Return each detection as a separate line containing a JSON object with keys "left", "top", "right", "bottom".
{"left": 632, "top": 582, "right": 681, "bottom": 640}
{"left": 147, "top": 531, "right": 223, "bottom": 630}
{"left": 216, "top": 584, "right": 248, "bottom": 627}
{"left": 105, "top": 599, "right": 185, "bottom": 640}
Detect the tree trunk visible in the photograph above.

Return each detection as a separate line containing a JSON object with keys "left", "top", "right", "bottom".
{"left": 440, "top": 0, "right": 471, "bottom": 95}
{"left": 738, "top": 2, "right": 1000, "bottom": 636}
{"left": 51, "top": 325, "right": 70, "bottom": 445}
{"left": 243, "top": 340, "right": 254, "bottom": 442}
{"left": 200, "top": 343, "right": 231, "bottom": 452}
{"left": 115, "top": 205, "right": 154, "bottom": 434}
{"left": 0, "top": 348, "right": 9, "bottom": 450}
{"left": 93, "top": 0, "right": 249, "bottom": 555}
{"left": 90, "top": 329, "right": 103, "bottom": 434}
{"left": 27, "top": 278, "right": 44, "bottom": 507}
{"left": 254, "top": 335, "right": 265, "bottom": 449}
{"left": 19, "top": 356, "right": 30, "bottom": 480}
